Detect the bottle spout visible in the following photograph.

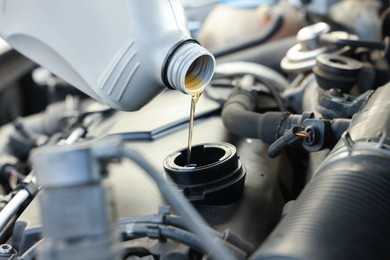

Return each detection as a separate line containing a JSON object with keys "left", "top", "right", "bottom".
{"left": 165, "top": 41, "right": 215, "bottom": 95}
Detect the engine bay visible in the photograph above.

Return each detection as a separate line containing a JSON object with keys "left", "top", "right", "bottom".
{"left": 0, "top": 1, "right": 389, "bottom": 259}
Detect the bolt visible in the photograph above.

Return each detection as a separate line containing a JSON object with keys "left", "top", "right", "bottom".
{"left": 297, "top": 22, "right": 330, "bottom": 50}
{"left": 0, "top": 244, "right": 13, "bottom": 257}
{"left": 329, "top": 88, "right": 343, "bottom": 97}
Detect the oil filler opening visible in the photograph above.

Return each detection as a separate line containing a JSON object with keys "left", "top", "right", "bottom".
{"left": 174, "top": 146, "right": 225, "bottom": 167}
{"left": 163, "top": 142, "right": 246, "bottom": 205}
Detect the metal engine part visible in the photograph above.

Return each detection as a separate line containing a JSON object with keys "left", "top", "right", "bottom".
{"left": 280, "top": 23, "right": 358, "bottom": 73}
{"left": 0, "top": 2, "right": 388, "bottom": 260}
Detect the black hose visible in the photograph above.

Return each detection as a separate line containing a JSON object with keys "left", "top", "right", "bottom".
{"left": 165, "top": 215, "right": 186, "bottom": 230}
{"left": 251, "top": 146, "right": 390, "bottom": 260}
{"left": 166, "top": 216, "right": 222, "bottom": 239}
{"left": 0, "top": 101, "right": 68, "bottom": 162}
{"left": 124, "top": 224, "right": 249, "bottom": 259}
{"left": 123, "top": 223, "right": 205, "bottom": 254}
{"left": 118, "top": 214, "right": 221, "bottom": 238}
{"left": 261, "top": 83, "right": 286, "bottom": 112}
{"left": 221, "top": 87, "right": 305, "bottom": 144}
{"left": 118, "top": 214, "right": 255, "bottom": 255}
{"left": 250, "top": 84, "right": 390, "bottom": 260}
{"left": 222, "top": 229, "right": 256, "bottom": 256}
{"left": 212, "top": 15, "right": 284, "bottom": 58}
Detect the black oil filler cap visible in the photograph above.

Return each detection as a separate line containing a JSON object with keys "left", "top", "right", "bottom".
{"left": 163, "top": 142, "right": 246, "bottom": 205}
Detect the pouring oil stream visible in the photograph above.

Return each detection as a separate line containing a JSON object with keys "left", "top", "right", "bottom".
{"left": 186, "top": 92, "right": 202, "bottom": 166}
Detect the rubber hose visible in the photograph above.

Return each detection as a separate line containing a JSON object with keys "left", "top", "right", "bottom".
{"left": 250, "top": 146, "right": 390, "bottom": 260}
{"left": 0, "top": 101, "right": 67, "bottom": 157}
{"left": 212, "top": 15, "right": 283, "bottom": 58}
{"left": 221, "top": 87, "right": 295, "bottom": 144}
{"left": 250, "top": 84, "right": 390, "bottom": 259}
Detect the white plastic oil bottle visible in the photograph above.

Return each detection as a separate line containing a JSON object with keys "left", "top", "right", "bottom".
{"left": 0, "top": 0, "right": 215, "bottom": 110}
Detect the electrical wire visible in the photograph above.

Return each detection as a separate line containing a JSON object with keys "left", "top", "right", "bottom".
{"left": 256, "top": 81, "right": 286, "bottom": 111}
{"left": 118, "top": 215, "right": 223, "bottom": 243}
{"left": 119, "top": 214, "right": 255, "bottom": 256}
{"left": 123, "top": 223, "right": 205, "bottom": 254}
{"left": 267, "top": 126, "right": 308, "bottom": 158}
{"left": 295, "top": 131, "right": 310, "bottom": 139}
{"left": 122, "top": 148, "right": 236, "bottom": 260}
{"left": 212, "top": 15, "right": 283, "bottom": 58}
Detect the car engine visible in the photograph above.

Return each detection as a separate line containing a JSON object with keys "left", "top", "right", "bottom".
{"left": 0, "top": 0, "right": 389, "bottom": 259}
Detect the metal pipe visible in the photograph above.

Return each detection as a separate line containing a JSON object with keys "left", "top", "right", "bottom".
{"left": 0, "top": 189, "right": 29, "bottom": 232}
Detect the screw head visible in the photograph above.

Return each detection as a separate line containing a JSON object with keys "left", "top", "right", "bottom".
{"left": 0, "top": 244, "right": 13, "bottom": 256}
